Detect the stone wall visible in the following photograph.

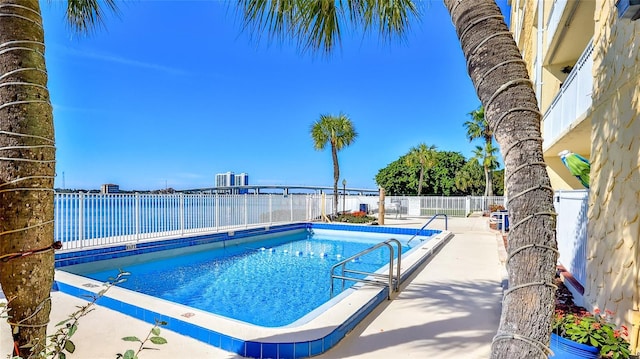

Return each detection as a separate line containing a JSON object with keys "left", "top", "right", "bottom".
{"left": 587, "top": 0, "right": 640, "bottom": 341}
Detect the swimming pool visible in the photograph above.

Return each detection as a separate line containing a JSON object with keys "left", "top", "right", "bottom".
{"left": 64, "top": 231, "right": 410, "bottom": 327}
{"left": 54, "top": 223, "right": 451, "bottom": 358}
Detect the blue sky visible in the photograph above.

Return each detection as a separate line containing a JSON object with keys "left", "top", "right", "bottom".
{"left": 43, "top": 1, "right": 510, "bottom": 191}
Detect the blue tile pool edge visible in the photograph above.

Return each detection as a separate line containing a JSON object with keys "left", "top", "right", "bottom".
{"left": 55, "top": 222, "right": 441, "bottom": 268}
{"left": 53, "top": 279, "right": 391, "bottom": 359}
{"left": 53, "top": 223, "right": 449, "bottom": 359}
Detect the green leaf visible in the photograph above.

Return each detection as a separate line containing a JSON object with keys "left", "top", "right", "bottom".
{"left": 55, "top": 318, "right": 72, "bottom": 326}
{"left": 68, "top": 323, "right": 78, "bottom": 337}
{"left": 60, "top": 352, "right": 66, "bottom": 359}
{"left": 122, "top": 336, "right": 141, "bottom": 342}
{"left": 123, "top": 350, "right": 136, "bottom": 359}
{"left": 150, "top": 336, "right": 167, "bottom": 345}
{"left": 151, "top": 327, "right": 161, "bottom": 336}
{"left": 64, "top": 340, "right": 76, "bottom": 353}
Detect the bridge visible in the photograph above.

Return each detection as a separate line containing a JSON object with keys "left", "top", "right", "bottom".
{"left": 178, "top": 184, "right": 379, "bottom": 196}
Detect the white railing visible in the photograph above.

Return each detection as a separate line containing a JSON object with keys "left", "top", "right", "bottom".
{"left": 53, "top": 193, "right": 506, "bottom": 250}
{"left": 554, "top": 190, "right": 589, "bottom": 289}
{"left": 371, "top": 195, "right": 505, "bottom": 218}
{"left": 542, "top": 39, "right": 594, "bottom": 150}
{"left": 545, "top": 0, "right": 568, "bottom": 54}
{"left": 54, "top": 193, "right": 326, "bottom": 250}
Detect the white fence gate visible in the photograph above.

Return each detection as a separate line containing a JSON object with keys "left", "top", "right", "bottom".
{"left": 554, "top": 190, "right": 589, "bottom": 292}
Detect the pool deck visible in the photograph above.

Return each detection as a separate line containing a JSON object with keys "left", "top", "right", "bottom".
{"left": 1, "top": 214, "right": 507, "bottom": 358}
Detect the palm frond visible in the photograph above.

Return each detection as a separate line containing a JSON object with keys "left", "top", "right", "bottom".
{"left": 65, "top": 0, "right": 119, "bottom": 33}
{"left": 363, "top": 0, "right": 420, "bottom": 43}
{"left": 236, "top": 0, "right": 300, "bottom": 45}
{"left": 297, "top": 0, "right": 344, "bottom": 54}
{"left": 237, "top": 0, "right": 419, "bottom": 55}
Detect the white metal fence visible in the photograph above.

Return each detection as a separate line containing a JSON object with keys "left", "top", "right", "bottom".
{"left": 54, "top": 193, "right": 326, "bottom": 250}
{"left": 554, "top": 190, "right": 589, "bottom": 289}
{"left": 54, "top": 193, "right": 506, "bottom": 250}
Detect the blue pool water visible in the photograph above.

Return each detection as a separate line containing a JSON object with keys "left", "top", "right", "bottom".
{"left": 77, "top": 230, "right": 409, "bottom": 327}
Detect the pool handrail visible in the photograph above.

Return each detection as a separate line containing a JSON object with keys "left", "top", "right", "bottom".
{"left": 330, "top": 238, "right": 402, "bottom": 300}
{"left": 406, "top": 213, "right": 448, "bottom": 246}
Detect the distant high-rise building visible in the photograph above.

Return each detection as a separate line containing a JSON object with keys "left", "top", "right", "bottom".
{"left": 215, "top": 172, "right": 235, "bottom": 187}
{"left": 101, "top": 183, "right": 119, "bottom": 194}
{"left": 215, "top": 172, "right": 249, "bottom": 193}
{"left": 235, "top": 173, "right": 249, "bottom": 186}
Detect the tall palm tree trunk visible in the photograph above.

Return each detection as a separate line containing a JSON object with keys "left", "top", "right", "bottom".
{"left": 0, "top": 0, "right": 56, "bottom": 356}
{"left": 484, "top": 165, "right": 491, "bottom": 197}
{"left": 486, "top": 138, "right": 494, "bottom": 196}
{"left": 443, "top": 1, "right": 558, "bottom": 358}
{"left": 417, "top": 168, "right": 424, "bottom": 195}
{"left": 331, "top": 144, "right": 339, "bottom": 214}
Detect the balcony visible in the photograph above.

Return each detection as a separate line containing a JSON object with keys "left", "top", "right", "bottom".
{"left": 546, "top": 0, "right": 569, "bottom": 53}
{"left": 542, "top": 39, "right": 593, "bottom": 153}
{"left": 544, "top": 0, "right": 595, "bottom": 65}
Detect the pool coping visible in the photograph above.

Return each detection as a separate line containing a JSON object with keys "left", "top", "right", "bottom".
{"left": 53, "top": 223, "right": 453, "bottom": 359}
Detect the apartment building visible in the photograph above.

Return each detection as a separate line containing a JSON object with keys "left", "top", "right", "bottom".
{"left": 509, "top": 0, "right": 639, "bottom": 350}
{"left": 100, "top": 183, "right": 120, "bottom": 194}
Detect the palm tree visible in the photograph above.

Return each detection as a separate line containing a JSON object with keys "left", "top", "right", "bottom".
{"left": 405, "top": 143, "right": 438, "bottom": 195}
{"left": 240, "top": 1, "right": 558, "bottom": 357}
{"left": 310, "top": 113, "right": 358, "bottom": 215}
{"left": 464, "top": 106, "right": 499, "bottom": 196}
{"left": 0, "top": 0, "right": 116, "bottom": 355}
{"left": 454, "top": 159, "right": 485, "bottom": 195}
{"left": 472, "top": 142, "right": 501, "bottom": 197}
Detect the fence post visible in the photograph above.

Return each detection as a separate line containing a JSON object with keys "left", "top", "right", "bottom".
{"left": 465, "top": 196, "right": 471, "bottom": 216}
{"left": 378, "top": 188, "right": 385, "bottom": 225}
{"left": 215, "top": 194, "right": 219, "bottom": 231}
{"left": 243, "top": 194, "right": 247, "bottom": 228}
{"left": 78, "top": 192, "right": 85, "bottom": 247}
{"left": 179, "top": 193, "right": 185, "bottom": 235}
{"left": 269, "top": 195, "right": 273, "bottom": 224}
{"left": 134, "top": 193, "right": 140, "bottom": 240}
{"left": 290, "top": 194, "right": 294, "bottom": 222}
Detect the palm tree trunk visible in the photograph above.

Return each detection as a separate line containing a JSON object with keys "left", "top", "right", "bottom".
{"left": 484, "top": 166, "right": 492, "bottom": 197}
{"left": 0, "top": 0, "right": 56, "bottom": 356}
{"left": 417, "top": 168, "right": 424, "bottom": 195}
{"left": 443, "top": 1, "right": 558, "bottom": 357}
{"left": 487, "top": 169, "right": 494, "bottom": 197}
{"left": 331, "top": 144, "right": 339, "bottom": 214}
{"left": 486, "top": 138, "right": 494, "bottom": 197}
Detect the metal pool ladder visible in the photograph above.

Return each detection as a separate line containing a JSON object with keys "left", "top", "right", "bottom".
{"left": 330, "top": 238, "right": 401, "bottom": 300}
{"left": 406, "top": 213, "right": 448, "bottom": 246}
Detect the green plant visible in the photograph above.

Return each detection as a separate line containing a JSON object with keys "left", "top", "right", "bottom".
{"left": 333, "top": 212, "right": 375, "bottom": 224}
{"left": 2, "top": 270, "right": 166, "bottom": 359}
{"left": 553, "top": 307, "right": 631, "bottom": 358}
{"left": 117, "top": 320, "right": 168, "bottom": 359}
{"left": 38, "top": 271, "right": 130, "bottom": 359}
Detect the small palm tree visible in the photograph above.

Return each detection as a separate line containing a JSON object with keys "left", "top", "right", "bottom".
{"left": 464, "top": 106, "right": 499, "bottom": 196}
{"left": 405, "top": 143, "right": 438, "bottom": 195}
{"left": 472, "top": 142, "right": 500, "bottom": 196}
{"left": 310, "top": 113, "right": 358, "bottom": 215}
